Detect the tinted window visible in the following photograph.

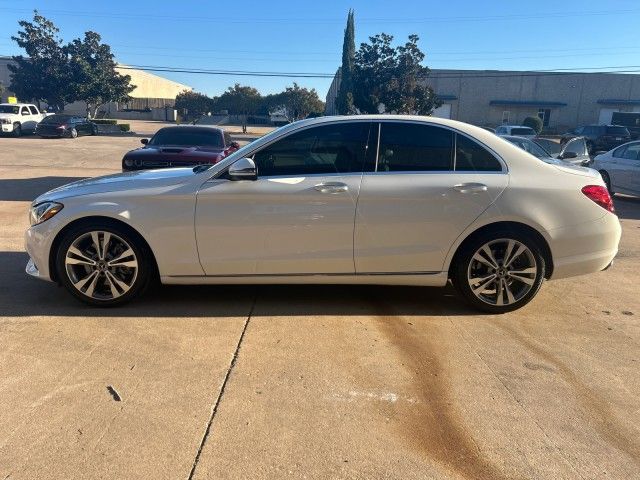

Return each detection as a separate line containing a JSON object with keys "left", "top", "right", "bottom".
{"left": 505, "top": 137, "right": 550, "bottom": 160}
{"left": 41, "top": 115, "right": 72, "bottom": 124}
{"left": 377, "top": 123, "right": 453, "bottom": 172}
{"left": 606, "top": 126, "right": 630, "bottom": 136}
{"left": 28, "top": 106, "right": 38, "bottom": 115}
{"left": 21, "top": 107, "right": 29, "bottom": 115}
{"left": 253, "top": 122, "right": 370, "bottom": 176}
{"left": 149, "top": 128, "right": 224, "bottom": 147}
{"left": 0, "top": 105, "right": 19, "bottom": 114}
{"left": 456, "top": 134, "right": 503, "bottom": 171}
{"left": 510, "top": 127, "right": 535, "bottom": 136}
{"left": 533, "top": 138, "right": 561, "bottom": 155}
{"left": 563, "top": 138, "right": 588, "bottom": 156}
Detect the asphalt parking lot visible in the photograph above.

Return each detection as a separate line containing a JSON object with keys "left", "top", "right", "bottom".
{"left": 1, "top": 130, "right": 639, "bottom": 479}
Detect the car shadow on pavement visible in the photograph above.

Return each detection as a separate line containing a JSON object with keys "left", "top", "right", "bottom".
{"left": 0, "top": 177, "right": 85, "bottom": 201}
{"left": 0, "top": 251, "right": 473, "bottom": 318}
{"left": 614, "top": 195, "right": 640, "bottom": 220}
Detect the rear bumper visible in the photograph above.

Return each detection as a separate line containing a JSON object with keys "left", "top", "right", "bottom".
{"left": 548, "top": 213, "right": 621, "bottom": 280}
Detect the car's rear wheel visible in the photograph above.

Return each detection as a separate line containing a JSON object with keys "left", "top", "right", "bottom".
{"left": 68, "top": 127, "right": 78, "bottom": 139}
{"left": 452, "top": 229, "right": 545, "bottom": 313}
{"left": 600, "top": 170, "right": 613, "bottom": 194}
{"left": 55, "top": 222, "right": 153, "bottom": 306}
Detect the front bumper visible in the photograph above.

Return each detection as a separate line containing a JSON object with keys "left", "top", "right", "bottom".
{"left": 1, "top": 123, "right": 15, "bottom": 133}
{"left": 24, "top": 225, "right": 54, "bottom": 282}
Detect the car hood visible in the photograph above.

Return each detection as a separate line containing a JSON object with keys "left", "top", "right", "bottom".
{"left": 34, "top": 168, "right": 198, "bottom": 203}
{"left": 125, "top": 145, "right": 225, "bottom": 157}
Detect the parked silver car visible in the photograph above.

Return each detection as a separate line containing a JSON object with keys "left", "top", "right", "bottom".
{"left": 593, "top": 140, "right": 640, "bottom": 196}
{"left": 25, "top": 116, "right": 621, "bottom": 313}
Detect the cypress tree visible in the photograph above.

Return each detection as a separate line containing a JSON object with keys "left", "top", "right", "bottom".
{"left": 335, "top": 9, "right": 355, "bottom": 115}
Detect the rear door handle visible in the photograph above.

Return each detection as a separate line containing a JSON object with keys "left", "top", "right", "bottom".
{"left": 314, "top": 182, "right": 349, "bottom": 194}
{"left": 453, "top": 182, "right": 488, "bottom": 193}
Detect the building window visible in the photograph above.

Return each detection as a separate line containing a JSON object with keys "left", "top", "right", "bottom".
{"left": 538, "top": 108, "right": 551, "bottom": 127}
{"left": 502, "top": 111, "right": 510, "bottom": 124}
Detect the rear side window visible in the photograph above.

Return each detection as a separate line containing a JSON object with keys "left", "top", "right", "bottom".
{"left": 377, "top": 123, "right": 453, "bottom": 171}
{"left": 606, "top": 126, "right": 630, "bottom": 136}
{"left": 510, "top": 127, "right": 535, "bottom": 136}
{"left": 253, "top": 122, "right": 371, "bottom": 176}
{"left": 28, "top": 106, "right": 38, "bottom": 114}
{"left": 455, "top": 134, "right": 503, "bottom": 171}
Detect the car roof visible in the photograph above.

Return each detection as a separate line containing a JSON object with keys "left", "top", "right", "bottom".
{"left": 156, "top": 125, "right": 224, "bottom": 133}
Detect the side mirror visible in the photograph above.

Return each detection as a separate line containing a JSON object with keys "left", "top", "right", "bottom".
{"left": 140, "top": 138, "right": 149, "bottom": 145}
{"left": 228, "top": 158, "right": 257, "bottom": 181}
{"left": 561, "top": 151, "right": 578, "bottom": 159}
{"left": 230, "top": 141, "right": 240, "bottom": 149}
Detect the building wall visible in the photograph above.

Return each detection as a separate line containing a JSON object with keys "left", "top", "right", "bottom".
{"left": 324, "top": 68, "right": 640, "bottom": 131}
{"left": 0, "top": 56, "right": 191, "bottom": 111}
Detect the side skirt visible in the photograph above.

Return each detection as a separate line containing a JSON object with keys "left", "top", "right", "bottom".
{"left": 161, "top": 272, "right": 449, "bottom": 287}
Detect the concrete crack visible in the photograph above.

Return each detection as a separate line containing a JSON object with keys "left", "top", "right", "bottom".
{"left": 187, "top": 292, "right": 257, "bottom": 480}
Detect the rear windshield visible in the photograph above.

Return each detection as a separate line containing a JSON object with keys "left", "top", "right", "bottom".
{"left": 149, "top": 128, "right": 223, "bottom": 147}
{"left": 506, "top": 137, "right": 550, "bottom": 159}
{"left": 0, "top": 105, "right": 20, "bottom": 114}
{"left": 511, "top": 127, "right": 535, "bottom": 135}
{"left": 40, "top": 115, "right": 72, "bottom": 124}
{"left": 605, "top": 126, "right": 630, "bottom": 136}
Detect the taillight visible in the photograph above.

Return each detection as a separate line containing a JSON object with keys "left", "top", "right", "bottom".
{"left": 581, "top": 185, "right": 615, "bottom": 214}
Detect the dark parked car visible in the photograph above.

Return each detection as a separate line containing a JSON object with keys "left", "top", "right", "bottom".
{"left": 561, "top": 125, "right": 631, "bottom": 154}
{"left": 533, "top": 137, "right": 592, "bottom": 166}
{"left": 35, "top": 114, "right": 97, "bottom": 138}
{"left": 122, "top": 126, "right": 240, "bottom": 171}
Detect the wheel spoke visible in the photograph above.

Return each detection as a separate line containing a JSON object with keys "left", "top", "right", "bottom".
{"left": 90, "top": 232, "right": 101, "bottom": 259}
{"left": 105, "top": 270, "right": 132, "bottom": 293}
{"left": 504, "top": 280, "right": 516, "bottom": 304}
{"left": 496, "top": 278, "right": 504, "bottom": 306}
{"left": 470, "top": 274, "right": 496, "bottom": 294}
{"left": 100, "top": 232, "right": 111, "bottom": 261}
{"left": 505, "top": 244, "right": 526, "bottom": 268}
{"left": 67, "top": 246, "right": 96, "bottom": 265}
{"left": 502, "top": 240, "right": 515, "bottom": 266}
{"left": 481, "top": 245, "right": 499, "bottom": 268}
{"left": 107, "top": 248, "right": 135, "bottom": 267}
{"left": 104, "top": 272, "right": 121, "bottom": 298}
{"left": 472, "top": 252, "right": 495, "bottom": 269}
{"left": 508, "top": 272, "right": 535, "bottom": 285}
{"left": 74, "top": 270, "right": 98, "bottom": 292}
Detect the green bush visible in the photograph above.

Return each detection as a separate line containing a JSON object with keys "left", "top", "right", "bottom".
{"left": 118, "top": 123, "right": 130, "bottom": 132}
{"left": 523, "top": 116, "right": 543, "bottom": 134}
{"left": 91, "top": 119, "right": 117, "bottom": 125}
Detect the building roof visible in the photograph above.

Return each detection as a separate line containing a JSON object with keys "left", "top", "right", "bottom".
{"left": 489, "top": 100, "right": 568, "bottom": 107}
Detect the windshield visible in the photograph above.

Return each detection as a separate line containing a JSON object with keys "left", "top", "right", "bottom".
{"left": 606, "top": 126, "right": 630, "bottom": 136}
{"left": 0, "top": 105, "right": 20, "bottom": 114}
{"left": 149, "top": 128, "right": 224, "bottom": 147}
{"left": 511, "top": 127, "right": 535, "bottom": 135}
{"left": 505, "top": 136, "right": 551, "bottom": 159}
{"left": 40, "top": 115, "right": 72, "bottom": 124}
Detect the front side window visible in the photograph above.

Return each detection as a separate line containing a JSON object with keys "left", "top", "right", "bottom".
{"left": 621, "top": 143, "right": 640, "bottom": 160}
{"left": 28, "top": 106, "right": 38, "bottom": 115}
{"left": 253, "top": 122, "right": 371, "bottom": 176}
{"left": 21, "top": 107, "right": 29, "bottom": 116}
{"left": 377, "top": 123, "right": 453, "bottom": 172}
{"left": 456, "top": 134, "right": 503, "bottom": 171}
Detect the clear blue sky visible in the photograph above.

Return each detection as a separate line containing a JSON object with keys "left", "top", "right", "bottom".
{"left": 1, "top": 0, "right": 640, "bottom": 99}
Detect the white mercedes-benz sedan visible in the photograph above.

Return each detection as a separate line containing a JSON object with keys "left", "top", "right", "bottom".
{"left": 24, "top": 115, "right": 621, "bottom": 313}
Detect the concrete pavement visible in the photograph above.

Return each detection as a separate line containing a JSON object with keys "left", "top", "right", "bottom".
{"left": 0, "top": 135, "right": 638, "bottom": 479}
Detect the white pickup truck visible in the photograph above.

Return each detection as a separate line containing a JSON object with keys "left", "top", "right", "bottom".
{"left": 0, "top": 103, "right": 49, "bottom": 136}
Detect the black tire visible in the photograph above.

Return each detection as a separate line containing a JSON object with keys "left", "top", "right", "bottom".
{"left": 600, "top": 170, "right": 614, "bottom": 194}
{"left": 55, "top": 221, "right": 155, "bottom": 306}
{"left": 13, "top": 123, "right": 21, "bottom": 137}
{"left": 68, "top": 127, "right": 78, "bottom": 139}
{"left": 451, "top": 228, "right": 546, "bottom": 314}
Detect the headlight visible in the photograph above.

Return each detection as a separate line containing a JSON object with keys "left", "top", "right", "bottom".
{"left": 30, "top": 201, "right": 63, "bottom": 226}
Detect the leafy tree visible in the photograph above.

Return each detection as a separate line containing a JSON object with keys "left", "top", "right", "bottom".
{"left": 335, "top": 9, "right": 355, "bottom": 115}
{"left": 8, "top": 10, "right": 69, "bottom": 110}
{"left": 270, "top": 83, "right": 325, "bottom": 121}
{"left": 353, "top": 33, "right": 441, "bottom": 115}
{"left": 175, "top": 90, "right": 216, "bottom": 120}
{"left": 523, "top": 115, "right": 543, "bottom": 134}
{"left": 67, "top": 31, "right": 135, "bottom": 117}
{"left": 216, "top": 84, "right": 263, "bottom": 131}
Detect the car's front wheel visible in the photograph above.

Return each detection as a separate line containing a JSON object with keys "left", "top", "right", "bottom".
{"left": 452, "top": 229, "right": 546, "bottom": 313}
{"left": 55, "top": 222, "right": 154, "bottom": 306}
{"left": 68, "top": 127, "right": 78, "bottom": 139}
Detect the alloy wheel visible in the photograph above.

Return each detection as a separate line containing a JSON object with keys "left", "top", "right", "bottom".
{"left": 467, "top": 238, "right": 537, "bottom": 307}
{"left": 64, "top": 231, "right": 138, "bottom": 301}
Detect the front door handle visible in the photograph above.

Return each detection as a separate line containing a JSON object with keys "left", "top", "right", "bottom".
{"left": 453, "top": 182, "right": 488, "bottom": 194}
{"left": 314, "top": 182, "right": 349, "bottom": 194}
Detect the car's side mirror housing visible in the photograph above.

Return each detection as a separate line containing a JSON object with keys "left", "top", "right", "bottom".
{"left": 230, "top": 141, "right": 240, "bottom": 149}
{"left": 228, "top": 158, "right": 257, "bottom": 181}
{"left": 561, "top": 151, "right": 578, "bottom": 159}
{"left": 141, "top": 138, "right": 149, "bottom": 145}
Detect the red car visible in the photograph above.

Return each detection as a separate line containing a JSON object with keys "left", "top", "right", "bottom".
{"left": 122, "top": 126, "right": 240, "bottom": 171}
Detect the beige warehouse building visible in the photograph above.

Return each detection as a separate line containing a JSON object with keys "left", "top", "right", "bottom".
{"left": 0, "top": 56, "right": 191, "bottom": 116}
